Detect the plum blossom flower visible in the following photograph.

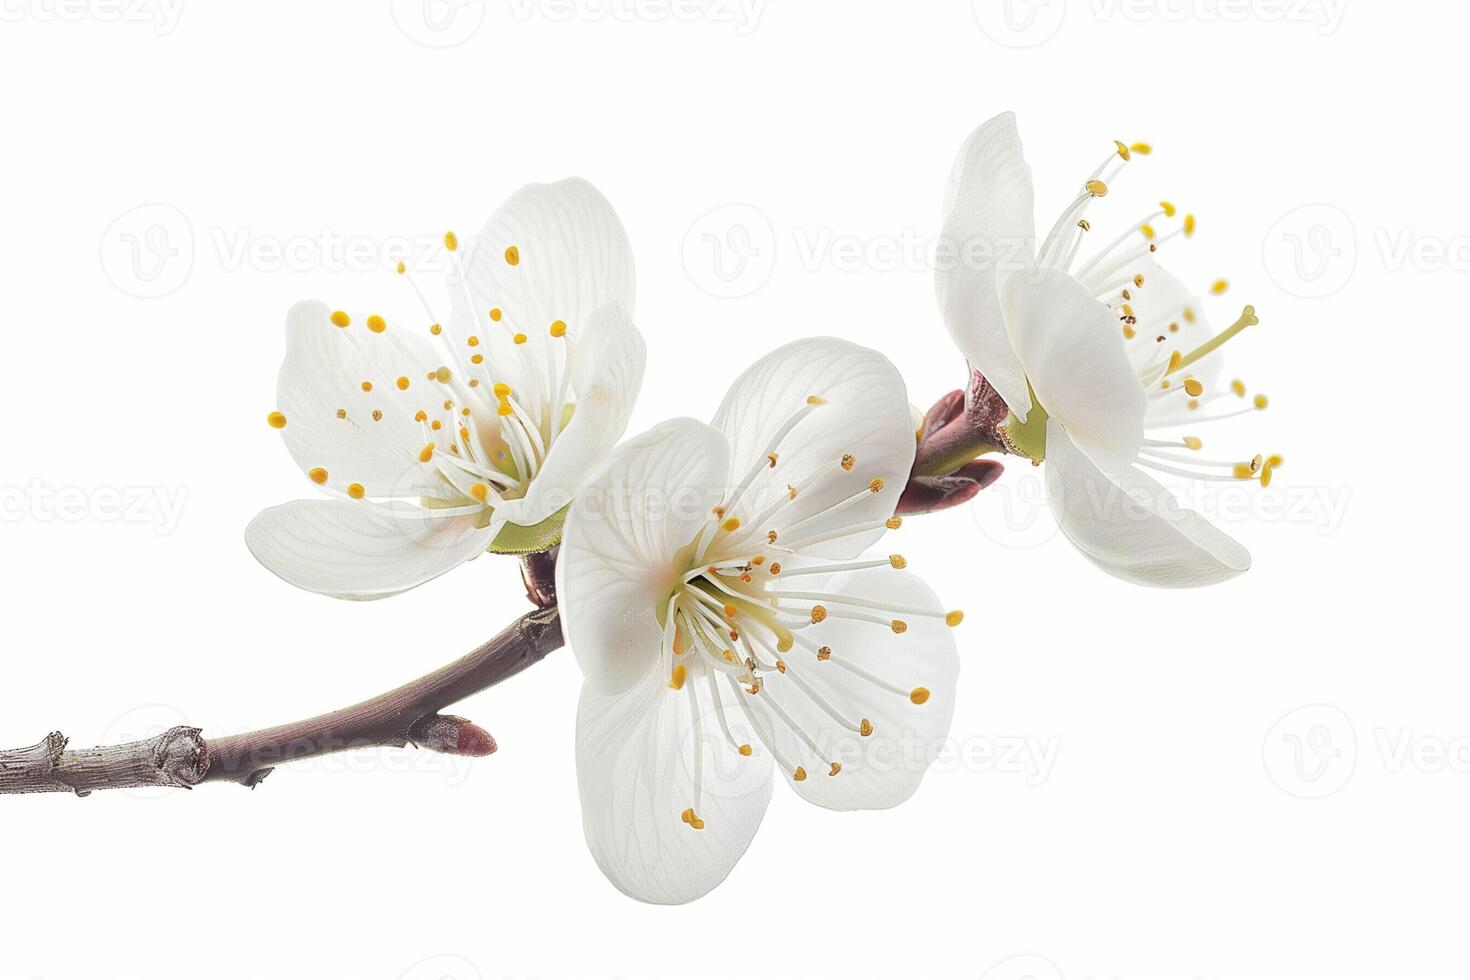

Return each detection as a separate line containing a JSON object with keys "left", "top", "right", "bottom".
{"left": 933, "top": 112, "right": 1279, "bottom": 587}
{"left": 557, "top": 338, "right": 962, "bottom": 904}
{"left": 247, "top": 178, "right": 645, "bottom": 599}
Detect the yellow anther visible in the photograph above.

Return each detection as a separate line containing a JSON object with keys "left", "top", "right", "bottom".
{"left": 493, "top": 383, "right": 512, "bottom": 398}
{"left": 1160, "top": 200, "right": 1177, "bottom": 217}
{"left": 1114, "top": 140, "right": 1131, "bottom": 161}
{"left": 817, "top": 646, "right": 832, "bottom": 661}
{"left": 751, "top": 555, "right": 765, "bottom": 566}
{"left": 1250, "top": 454, "right": 1264, "bottom": 473}
{"left": 775, "top": 660, "right": 787, "bottom": 674}
{"left": 669, "top": 664, "right": 687, "bottom": 690}
{"left": 459, "top": 427, "right": 470, "bottom": 442}
{"left": 396, "top": 376, "right": 410, "bottom": 391}
{"left": 1266, "top": 454, "right": 1284, "bottom": 468}
{"left": 396, "top": 260, "right": 406, "bottom": 274}
{"left": 722, "top": 649, "right": 736, "bottom": 663}
{"left": 945, "top": 610, "right": 964, "bottom": 628}
{"left": 828, "top": 762, "right": 842, "bottom": 777}
{"left": 466, "top": 336, "right": 479, "bottom": 348}
{"left": 767, "top": 452, "right": 778, "bottom": 468}
{"left": 444, "top": 231, "right": 458, "bottom": 252}
{"left": 469, "top": 483, "right": 490, "bottom": 503}
{"left": 1130, "top": 142, "right": 1152, "bottom": 155}
{"left": 266, "top": 411, "right": 287, "bottom": 429}
{"left": 1183, "top": 436, "right": 1203, "bottom": 450}
{"left": 418, "top": 443, "right": 436, "bottom": 463}
{"left": 1184, "top": 214, "right": 1197, "bottom": 238}
{"left": 504, "top": 245, "right": 520, "bottom": 266}
{"left": 490, "top": 308, "right": 502, "bottom": 322}
{"left": 1184, "top": 378, "right": 1205, "bottom": 397}
{"left": 471, "top": 354, "right": 484, "bottom": 365}
{"left": 308, "top": 467, "right": 328, "bottom": 484}
{"left": 806, "top": 395, "right": 827, "bottom": 405}
{"left": 513, "top": 332, "right": 527, "bottom": 344}
{"left": 1232, "top": 463, "right": 1254, "bottom": 479}
{"left": 1259, "top": 464, "right": 1275, "bottom": 489}
{"left": 811, "top": 605, "right": 828, "bottom": 624}
{"left": 1231, "top": 379, "right": 1247, "bottom": 398}
{"left": 868, "top": 477, "right": 885, "bottom": 494}
{"left": 885, "top": 517, "right": 902, "bottom": 530}
{"left": 680, "top": 807, "right": 694, "bottom": 824}
{"left": 336, "top": 409, "right": 347, "bottom": 419}
{"left": 371, "top": 410, "right": 383, "bottom": 422}
{"left": 330, "top": 310, "right": 350, "bottom": 328}
{"left": 1188, "top": 399, "right": 1200, "bottom": 410}
{"left": 859, "top": 718, "right": 873, "bottom": 737}
{"left": 347, "top": 483, "right": 365, "bottom": 500}
{"left": 1169, "top": 322, "right": 1179, "bottom": 333}
{"left": 1183, "top": 307, "right": 1197, "bottom": 323}
{"left": 1134, "top": 273, "right": 1146, "bottom": 287}
{"left": 1211, "top": 279, "right": 1230, "bottom": 295}
{"left": 768, "top": 530, "right": 779, "bottom": 544}
{"left": 723, "top": 603, "right": 738, "bottom": 618}
{"left": 721, "top": 517, "right": 741, "bottom": 533}
{"left": 430, "top": 323, "right": 442, "bottom": 336}
{"left": 768, "top": 561, "right": 781, "bottom": 575}
{"left": 1254, "top": 394, "right": 1269, "bottom": 409}
{"left": 361, "top": 381, "right": 373, "bottom": 392}
{"left": 909, "top": 687, "right": 930, "bottom": 705}
{"left": 739, "top": 743, "right": 753, "bottom": 756}
{"left": 435, "top": 366, "right": 452, "bottom": 383}
{"left": 1078, "top": 219, "right": 1091, "bottom": 232}
{"left": 889, "top": 554, "right": 907, "bottom": 569}
{"left": 1086, "top": 179, "right": 1108, "bottom": 197}
{"left": 1141, "top": 224, "right": 1156, "bottom": 240}
{"left": 891, "top": 620, "right": 908, "bottom": 634}
{"left": 549, "top": 320, "right": 567, "bottom": 338}
{"left": 793, "top": 767, "right": 807, "bottom": 782}
{"left": 1122, "top": 325, "right": 1136, "bottom": 340}
{"left": 841, "top": 454, "right": 855, "bottom": 471}
{"left": 787, "top": 484, "right": 797, "bottom": 500}
{"left": 367, "top": 314, "right": 387, "bottom": 333}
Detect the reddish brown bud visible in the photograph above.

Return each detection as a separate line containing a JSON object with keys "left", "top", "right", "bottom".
{"left": 410, "top": 714, "right": 497, "bottom": 757}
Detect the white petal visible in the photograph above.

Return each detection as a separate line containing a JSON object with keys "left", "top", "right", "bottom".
{"left": 557, "top": 418, "right": 731, "bottom": 696}
{"left": 576, "top": 668, "right": 773, "bottom": 905}
{"left": 245, "top": 498, "right": 493, "bottom": 600}
{"left": 1045, "top": 419, "right": 1251, "bottom": 587}
{"left": 935, "top": 111, "right": 1036, "bottom": 419}
{"left": 494, "top": 301, "right": 647, "bottom": 529}
{"left": 708, "top": 337, "right": 913, "bottom": 562}
{"left": 276, "top": 300, "right": 452, "bottom": 499}
{"left": 450, "top": 178, "right": 635, "bottom": 411}
{"left": 1004, "top": 268, "right": 1147, "bottom": 476}
{"left": 755, "top": 566, "right": 958, "bottom": 810}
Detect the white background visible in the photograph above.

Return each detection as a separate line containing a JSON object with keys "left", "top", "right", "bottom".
{"left": 0, "top": 1, "right": 1463, "bottom": 978}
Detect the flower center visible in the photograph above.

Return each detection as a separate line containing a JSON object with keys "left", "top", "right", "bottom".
{"left": 277, "top": 230, "right": 581, "bottom": 520}
{"left": 1013, "top": 140, "right": 1283, "bottom": 488}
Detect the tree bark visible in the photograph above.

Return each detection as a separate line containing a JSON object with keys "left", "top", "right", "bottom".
{"left": 0, "top": 604, "right": 563, "bottom": 797}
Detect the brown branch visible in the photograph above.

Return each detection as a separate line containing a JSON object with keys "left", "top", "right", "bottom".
{"left": 1, "top": 602, "right": 563, "bottom": 797}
